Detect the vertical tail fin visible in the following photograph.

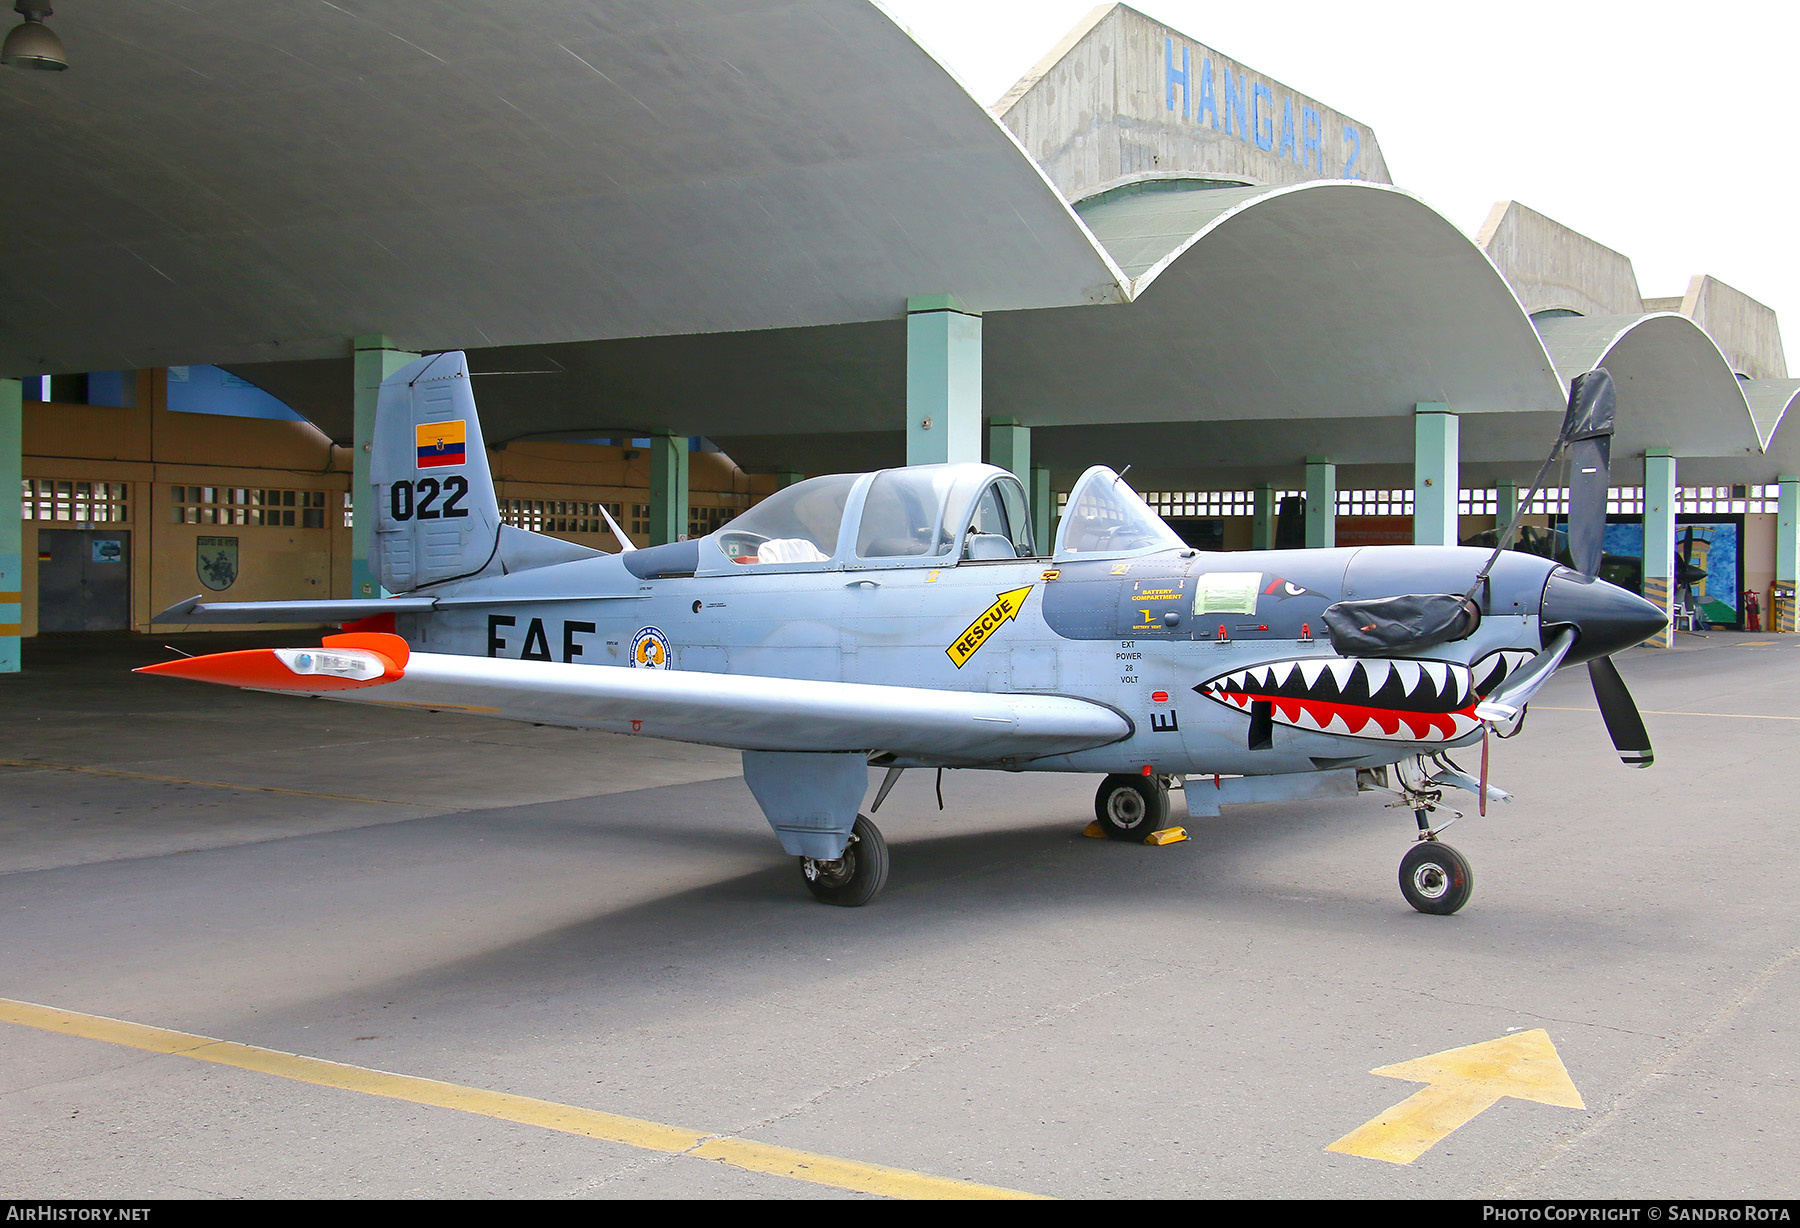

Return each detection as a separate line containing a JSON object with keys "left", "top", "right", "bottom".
{"left": 369, "top": 351, "right": 502, "bottom": 592}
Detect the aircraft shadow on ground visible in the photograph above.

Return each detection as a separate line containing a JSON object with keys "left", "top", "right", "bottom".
{"left": 288, "top": 781, "right": 1659, "bottom": 1026}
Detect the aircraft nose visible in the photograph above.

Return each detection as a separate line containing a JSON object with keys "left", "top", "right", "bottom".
{"left": 1539, "top": 567, "right": 1668, "bottom": 664}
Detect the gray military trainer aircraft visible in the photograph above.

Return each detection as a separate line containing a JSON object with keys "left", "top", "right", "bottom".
{"left": 145, "top": 353, "right": 1666, "bottom": 914}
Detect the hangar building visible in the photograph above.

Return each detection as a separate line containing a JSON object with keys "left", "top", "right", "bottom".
{"left": 3, "top": 0, "right": 1794, "bottom": 668}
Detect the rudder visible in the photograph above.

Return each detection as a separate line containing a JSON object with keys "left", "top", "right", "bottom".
{"left": 370, "top": 351, "right": 502, "bottom": 592}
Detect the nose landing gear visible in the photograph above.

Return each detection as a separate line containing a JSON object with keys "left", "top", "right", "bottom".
{"left": 1370, "top": 756, "right": 1477, "bottom": 915}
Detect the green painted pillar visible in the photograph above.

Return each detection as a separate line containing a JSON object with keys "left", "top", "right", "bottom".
{"left": 1495, "top": 480, "right": 1520, "bottom": 531}
{"left": 1413, "top": 403, "right": 1458, "bottom": 545}
{"left": 1643, "top": 450, "right": 1677, "bottom": 648}
{"left": 776, "top": 469, "right": 804, "bottom": 489}
{"left": 352, "top": 335, "right": 419, "bottom": 598}
{"left": 987, "top": 418, "right": 1029, "bottom": 482}
{"left": 1777, "top": 475, "right": 1798, "bottom": 632}
{"left": 0, "top": 378, "right": 20, "bottom": 672}
{"left": 1305, "top": 457, "right": 1336, "bottom": 549}
{"left": 649, "top": 434, "right": 690, "bottom": 545}
{"left": 906, "top": 295, "right": 981, "bottom": 466}
{"left": 1031, "top": 466, "right": 1053, "bottom": 557}
{"left": 1252, "top": 482, "right": 1276, "bottom": 550}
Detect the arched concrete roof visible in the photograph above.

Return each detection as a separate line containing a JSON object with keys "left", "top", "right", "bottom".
{"left": 1533, "top": 314, "right": 1763, "bottom": 478}
{"left": 240, "top": 179, "right": 1575, "bottom": 478}
{"left": 0, "top": 0, "right": 1123, "bottom": 376}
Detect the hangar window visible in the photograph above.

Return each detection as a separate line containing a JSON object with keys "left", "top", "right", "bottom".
{"left": 171, "top": 486, "right": 326, "bottom": 528}
{"left": 500, "top": 498, "right": 625, "bottom": 535}
{"left": 22, "top": 479, "right": 129, "bottom": 523}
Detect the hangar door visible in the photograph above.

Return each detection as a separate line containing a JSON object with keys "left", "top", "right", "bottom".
{"left": 37, "top": 529, "right": 131, "bottom": 632}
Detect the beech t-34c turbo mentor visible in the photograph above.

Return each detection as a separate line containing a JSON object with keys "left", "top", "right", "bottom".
{"left": 145, "top": 353, "right": 1665, "bottom": 914}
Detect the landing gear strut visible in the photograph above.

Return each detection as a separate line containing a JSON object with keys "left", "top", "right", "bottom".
{"left": 1371, "top": 756, "right": 1477, "bottom": 915}
{"left": 799, "top": 814, "right": 889, "bottom": 906}
{"left": 1092, "top": 773, "right": 1169, "bottom": 840}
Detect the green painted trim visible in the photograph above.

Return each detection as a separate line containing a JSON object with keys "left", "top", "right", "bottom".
{"left": 987, "top": 420, "right": 1030, "bottom": 483}
{"left": 648, "top": 434, "right": 690, "bottom": 546}
{"left": 1031, "top": 467, "right": 1053, "bottom": 557}
{"left": 1305, "top": 459, "right": 1336, "bottom": 549}
{"left": 0, "top": 379, "right": 18, "bottom": 672}
{"left": 907, "top": 308, "right": 982, "bottom": 466}
{"left": 906, "top": 293, "right": 977, "bottom": 316}
{"left": 1251, "top": 483, "right": 1275, "bottom": 550}
{"left": 1413, "top": 406, "right": 1459, "bottom": 546}
{"left": 351, "top": 337, "right": 419, "bottom": 597}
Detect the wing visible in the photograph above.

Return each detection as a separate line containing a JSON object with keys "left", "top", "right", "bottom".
{"left": 136, "top": 634, "right": 1131, "bottom": 765}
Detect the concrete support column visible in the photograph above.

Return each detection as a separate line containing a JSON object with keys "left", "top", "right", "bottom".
{"left": 1413, "top": 403, "right": 1459, "bottom": 546}
{"left": 1252, "top": 482, "right": 1276, "bottom": 550}
{"left": 1305, "top": 457, "right": 1336, "bottom": 549}
{"left": 1642, "top": 450, "right": 1677, "bottom": 648}
{"left": 352, "top": 334, "right": 419, "bottom": 598}
{"left": 906, "top": 295, "right": 981, "bottom": 466}
{"left": 776, "top": 469, "right": 804, "bottom": 489}
{"left": 0, "top": 378, "right": 20, "bottom": 672}
{"left": 649, "top": 434, "right": 690, "bottom": 546}
{"left": 1031, "top": 466, "right": 1053, "bottom": 556}
{"left": 1777, "top": 474, "right": 1799, "bottom": 632}
{"left": 987, "top": 418, "right": 1029, "bottom": 482}
{"left": 1495, "top": 480, "right": 1520, "bottom": 531}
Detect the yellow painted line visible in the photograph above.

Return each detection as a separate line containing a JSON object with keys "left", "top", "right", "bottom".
{"left": 0, "top": 996, "right": 1043, "bottom": 1200}
{"left": 0, "top": 590, "right": 23, "bottom": 601}
{"left": 1534, "top": 706, "right": 1800, "bottom": 722}
{"left": 0, "top": 623, "right": 20, "bottom": 636}
{"left": 0, "top": 758, "right": 427, "bottom": 807}
{"left": 1328, "top": 1029, "right": 1584, "bottom": 1165}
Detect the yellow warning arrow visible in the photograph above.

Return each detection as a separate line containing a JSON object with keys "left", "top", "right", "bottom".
{"left": 1326, "top": 1029, "right": 1584, "bottom": 1165}
{"left": 945, "top": 585, "right": 1033, "bottom": 668}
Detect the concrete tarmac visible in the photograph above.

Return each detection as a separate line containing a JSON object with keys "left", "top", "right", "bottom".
{"left": 0, "top": 630, "right": 1795, "bottom": 1199}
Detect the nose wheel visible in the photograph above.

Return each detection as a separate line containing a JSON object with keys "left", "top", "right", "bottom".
{"left": 799, "top": 814, "right": 889, "bottom": 906}
{"left": 1399, "top": 838, "right": 1473, "bottom": 915}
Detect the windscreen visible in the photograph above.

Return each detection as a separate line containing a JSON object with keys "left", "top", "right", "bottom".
{"left": 1053, "top": 466, "right": 1187, "bottom": 558}
{"left": 717, "top": 474, "right": 857, "bottom": 565}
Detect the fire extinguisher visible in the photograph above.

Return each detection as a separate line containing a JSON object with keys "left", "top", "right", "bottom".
{"left": 1746, "top": 590, "right": 1762, "bottom": 632}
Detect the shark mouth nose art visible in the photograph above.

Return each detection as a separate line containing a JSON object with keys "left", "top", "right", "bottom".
{"left": 1195, "top": 650, "right": 1537, "bottom": 742}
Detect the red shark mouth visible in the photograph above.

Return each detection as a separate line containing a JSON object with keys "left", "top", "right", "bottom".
{"left": 1196, "top": 651, "right": 1534, "bottom": 743}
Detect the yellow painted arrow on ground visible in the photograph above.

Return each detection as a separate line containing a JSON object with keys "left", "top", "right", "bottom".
{"left": 1326, "top": 1029, "right": 1584, "bottom": 1164}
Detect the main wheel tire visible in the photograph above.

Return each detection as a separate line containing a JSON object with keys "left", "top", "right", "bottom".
{"left": 799, "top": 814, "right": 890, "bottom": 907}
{"left": 1399, "top": 840, "right": 1474, "bottom": 915}
{"left": 1092, "top": 773, "right": 1168, "bottom": 841}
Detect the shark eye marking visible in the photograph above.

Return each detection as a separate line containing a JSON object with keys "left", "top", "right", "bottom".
{"left": 1194, "top": 656, "right": 1485, "bottom": 742}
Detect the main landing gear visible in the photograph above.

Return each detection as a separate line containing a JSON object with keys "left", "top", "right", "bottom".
{"left": 1092, "top": 773, "right": 1170, "bottom": 840}
{"left": 799, "top": 814, "right": 890, "bottom": 907}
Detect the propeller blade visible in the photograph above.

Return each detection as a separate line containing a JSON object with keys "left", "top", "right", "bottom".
{"left": 1587, "top": 655, "right": 1654, "bottom": 768}
{"left": 1474, "top": 626, "right": 1576, "bottom": 725}
{"left": 1562, "top": 369, "right": 1616, "bottom": 578}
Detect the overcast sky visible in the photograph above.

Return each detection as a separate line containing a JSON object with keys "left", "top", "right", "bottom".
{"left": 881, "top": 0, "right": 1800, "bottom": 356}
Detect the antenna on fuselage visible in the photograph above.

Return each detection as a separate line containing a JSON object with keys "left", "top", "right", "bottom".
{"left": 597, "top": 502, "right": 637, "bottom": 553}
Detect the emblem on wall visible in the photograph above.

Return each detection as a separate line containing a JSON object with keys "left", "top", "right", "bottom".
{"left": 197, "top": 536, "right": 238, "bottom": 591}
{"left": 630, "top": 626, "right": 671, "bottom": 669}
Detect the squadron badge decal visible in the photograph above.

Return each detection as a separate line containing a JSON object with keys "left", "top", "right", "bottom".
{"left": 630, "top": 626, "right": 671, "bottom": 669}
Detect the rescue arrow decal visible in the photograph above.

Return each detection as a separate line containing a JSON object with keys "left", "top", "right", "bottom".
{"left": 1327, "top": 1029, "right": 1585, "bottom": 1164}
{"left": 946, "top": 586, "right": 1034, "bottom": 669}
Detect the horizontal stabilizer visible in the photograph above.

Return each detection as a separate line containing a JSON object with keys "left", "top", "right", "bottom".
{"left": 138, "top": 645, "right": 1132, "bottom": 765}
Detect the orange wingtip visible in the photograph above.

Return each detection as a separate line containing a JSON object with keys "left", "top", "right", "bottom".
{"left": 136, "top": 640, "right": 405, "bottom": 692}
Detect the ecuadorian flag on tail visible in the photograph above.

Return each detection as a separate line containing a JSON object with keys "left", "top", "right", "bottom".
{"left": 415, "top": 420, "right": 466, "bottom": 469}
